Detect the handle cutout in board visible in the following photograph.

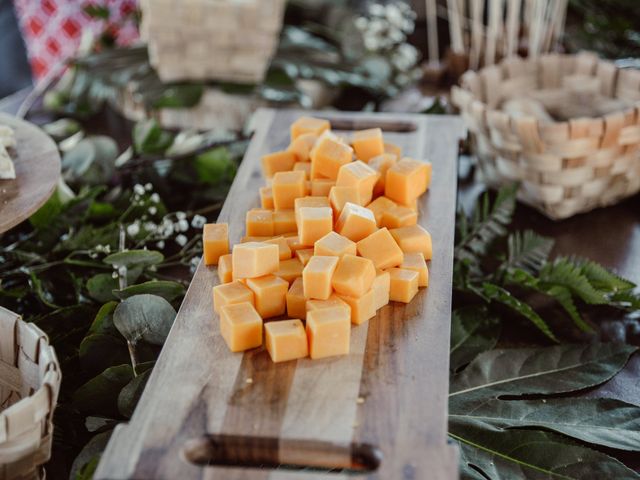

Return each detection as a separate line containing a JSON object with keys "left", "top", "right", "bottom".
{"left": 319, "top": 118, "right": 417, "bottom": 132}
{"left": 183, "top": 434, "right": 382, "bottom": 473}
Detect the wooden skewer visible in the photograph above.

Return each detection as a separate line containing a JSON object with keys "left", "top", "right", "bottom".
{"left": 447, "top": 0, "right": 464, "bottom": 54}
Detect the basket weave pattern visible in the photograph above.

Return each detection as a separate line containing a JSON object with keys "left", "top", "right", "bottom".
{"left": 452, "top": 52, "right": 640, "bottom": 219}
{"left": 0, "top": 307, "right": 61, "bottom": 480}
{"left": 140, "top": 0, "right": 286, "bottom": 84}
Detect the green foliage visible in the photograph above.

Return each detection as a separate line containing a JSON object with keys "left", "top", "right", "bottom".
{"left": 113, "top": 294, "right": 176, "bottom": 346}
{"left": 454, "top": 185, "right": 640, "bottom": 340}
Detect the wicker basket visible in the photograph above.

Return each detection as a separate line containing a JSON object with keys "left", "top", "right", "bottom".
{"left": 452, "top": 52, "right": 640, "bottom": 219}
{"left": 0, "top": 307, "right": 61, "bottom": 480}
{"left": 140, "top": 0, "right": 286, "bottom": 84}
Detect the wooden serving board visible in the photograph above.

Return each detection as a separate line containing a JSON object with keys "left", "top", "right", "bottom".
{"left": 0, "top": 113, "right": 61, "bottom": 234}
{"left": 96, "top": 109, "right": 465, "bottom": 480}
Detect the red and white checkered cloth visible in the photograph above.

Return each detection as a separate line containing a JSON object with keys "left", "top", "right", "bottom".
{"left": 14, "top": 0, "right": 139, "bottom": 80}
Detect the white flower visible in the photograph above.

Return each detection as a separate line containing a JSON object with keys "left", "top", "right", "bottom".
{"left": 145, "top": 183, "right": 152, "bottom": 191}
{"left": 126, "top": 222, "right": 140, "bottom": 237}
{"left": 176, "top": 211, "right": 187, "bottom": 220}
{"left": 355, "top": 16, "right": 368, "bottom": 30}
{"left": 118, "top": 265, "right": 127, "bottom": 276}
{"left": 191, "top": 214, "right": 207, "bottom": 229}
{"left": 156, "top": 240, "right": 165, "bottom": 249}
{"left": 385, "top": 4, "right": 404, "bottom": 28}
{"left": 189, "top": 256, "right": 201, "bottom": 273}
{"left": 159, "top": 218, "right": 174, "bottom": 237}
{"left": 144, "top": 222, "right": 157, "bottom": 232}
{"left": 369, "top": 4, "right": 385, "bottom": 16}
{"left": 364, "top": 34, "right": 381, "bottom": 51}
{"left": 133, "top": 184, "right": 145, "bottom": 195}
{"left": 176, "top": 219, "right": 189, "bottom": 232}
{"left": 148, "top": 206, "right": 157, "bottom": 215}
{"left": 175, "top": 234, "right": 187, "bottom": 247}
{"left": 60, "top": 233, "right": 70, "bottom": 241}
{"left": 150, "top": 193, "right": 160, "bottom": 203}
{"left": 112, "top": 271, "right": 118, "bottom": 278}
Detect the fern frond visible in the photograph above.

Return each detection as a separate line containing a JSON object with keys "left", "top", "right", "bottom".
{"left": 455, "top": 185, "right": 518, "bottom": 263}
{"left": 539, "top": 258, "right": 608, "bottom": 305}
{"left": 503, "top": 230, "right": 554, "bottom": 274}
{"left": 544, "top": 285, "right": 594, "bottom": 333}
{"left": 573, "top": 258, "right": 636, "bottom": 292}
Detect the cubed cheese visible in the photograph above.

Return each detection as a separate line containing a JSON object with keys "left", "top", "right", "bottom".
{"left": 336, "top": 160, "right": 379, "bottom": 205}
{"left": 290, "top": 116, "right": 330, "bottom": 140}
{"left": 213, "top": 280, "right": 254, "bottom": 314}
{"left": 265, "top": 319, "right": 309, "bottom": 363}
{"left": 314, "top": 231, "right": 357, "bottom": 258}
{"left": 264, "top": 236, "right": 293, "bottom": 260}
{"left": 232, "top": 242, "right": 280, "bottom": 279}
{"left": 219, "top": 302, "right": 263, "bottom": 352}
{"left": 329, "top": 186, "right": 362, "bottom": 217}
{"left": 274, "top": 258, "right": 304, "bottom": 285}
{"left": 310, "top": 178, "right": 335, "bottom": 196}
{"left": 303, "top": 255, "right": 339, "bottom": 300}
{"left": 203, "top": 223, "right": 229, "bottom": 266}
{"left": 380, "top": 205, "right": 418, "bottom": 229}
{"left": 306, "top": 294, "right": 351, "bottom": 317}
{"left": 286, "top": 277, "right": 307, "bottom": 320}
{"left": 311, "top": 136, "right": 353, "bottom": 180}
{"left": 387, "top": 268, "right": 419, "bottom": 303}
{"left": 294, "top": 196, "right": 331, "bottom": 223}
{"left": 385, "top": 158, "right": 432, "bottom": 205}
{"left": 389, "top": 225, "right": 433, "bottom": 260}
{"left": 352, "top": 128, "right": 384, "bottom": 161}
{"left": 367, "top": 196, "right": 397, "bottom": 226}
{"left": 335, "top": 202, "right": 377, "bottom": 242}
{"left": 259, "top": 186, "right": 274, "bottom": 209}
{"left": 399, "top": 252, "right": 429, "bottom": 287}
{"left": 246, "top": 274, "right": 289, "bottom": 318}
{"left": 372, "top": 270, "right": 390, "bottom": 310}
{"left": 337, "top": 289, "right": 376, "bottom": 325}
{"left": 295, "top": 248, "right": 314, "bottom": 266}
{"left": 332, "top": 254, "right": 376, "bottom": 297}
{"left": 293, "top": 162, "right": 312, "bottom": 180}
{"left": 356, "top": 227, "right": 404, "bottom": 269}
{"left": 368, "top": 153, "right": 397, "bottom": 197}
{"left": 306, "top": 307, "right": 351, "bottom": 359}
{"left": 288, "top": 132, "right": 318, "bottom": 162}
{"left": 261, "top": 150, "right": 296, "bottom": 178}
{"left": 384, "top": 141, "right": 402, "bottom": 158}
{"left": 218, "top": 254, "right": 233, "bottom": 284}
{"left": 246, "top": 209, "right": 274, "bottom": 237}
{"left": 273, "top": 210, "right": 297, "bottom": 235}
{"left": 272, "top": 171, "right": 306, "bottom": 210}
{"left": 297, "top": 207, "right": 333, "bottom": 246}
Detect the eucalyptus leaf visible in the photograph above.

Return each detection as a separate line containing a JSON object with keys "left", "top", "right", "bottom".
{"left": 450, "top": 307, "right": 501, "bottom": 372}
{"left": 73, "top": 364, "right": 134, "bottom": 417}
{"left": 79, "top": 334, "right": 130, "bottom": 376}
{"left": 133, "top": 119, "right": 174, "bottom": 154}
{"left": 194, "top": 147, "right": 237, "bottom": 185}
{"left": 103, "top": 249, "right": 164, "bottom": 269}
{"left": 152, "top": 84, "right": 203, "bottom": 109}
{"left": 450, "top": 343, "right": 638, "bottom": 399}
{"left": 43, "top": 118, "right": 82, "bottom": 140}
{"left": 85, "top": 416, "right": 118, "bottom": 433}
{"left": 113, "top": 280, "right": 185, "bottom": 302}
{"left": 113, "top": 294, "right": 176, "bottom": 346}
{"left": 118, "top": 365, "right": 154, "bottom": 418}
{"left": 69, "top": 430, "right": 113, "bottom": 480}
{"left": 87, "top": 273, "right": 119, "bottom": 303}
{"left": 62, "top": 136, "right": 118, "bottom": 185}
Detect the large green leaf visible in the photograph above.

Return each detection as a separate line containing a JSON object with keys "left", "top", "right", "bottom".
{"left": 117, "top": 363, "right": 154, "bottom": 418}
{"left": 450, "top": 307, "right": 501, "bottom": 372}
{"left": 87, "top": 273, "right": 119, "bottom": 303}
{"left": 69, "top": 430, "right": 113, "bottom": 480}
{"left": 133, "top": 119, "right": 174, "bottom": 154}
{"left": 113, "top": 280, "right": 185, "bottom": 302}
{"left": 103, "top": 249, "right": 164, "bottom": 269}
{"left": 113, "top": 294, "right": 176, "bottom": 346}
{"left": 450, "top": 422, "right": 640, "bottom": 480}
{"left": 79, "top": 334, "right": 130, "bottom": 376}
{"left": 450, "top": 397, "right": 640, "bottom": 451}
{"left": 88, "top": 301, "right": 120, "bottom": 337}
{"left": 73, "top": 365, "right": 133, "bottom": 417}
{"left": 450, "top": 343, "right": 638, "bottom": 399}
{"left": 503, "top": 230, "right": 554, "bottom": 274}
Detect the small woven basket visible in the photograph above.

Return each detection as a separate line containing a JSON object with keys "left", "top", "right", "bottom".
{"left": 140, "top": 0, "right": 286, "bottom": 84}
{"left": 452, "top": 52, "right": 640, "bottom": 219}
{"left": 0, "top": 307, "right": 61, "bottom": 480}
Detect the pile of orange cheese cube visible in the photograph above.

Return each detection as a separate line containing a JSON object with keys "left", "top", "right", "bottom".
{"left": 203, "top": 116, "right": 432, "bottom": 363}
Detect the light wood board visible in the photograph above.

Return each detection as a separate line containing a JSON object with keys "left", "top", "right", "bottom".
{"left": 0, "top": 113, "right": 60, "bottom": 234}
{"left": 96, "top": 109, "right": 465, "bottom": 480}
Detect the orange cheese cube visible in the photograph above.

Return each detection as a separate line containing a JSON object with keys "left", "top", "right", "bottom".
{"left": 384, "top": 141, "right": 403, "bottom": 158}
{"left": 372, "top": 270, "right": 390, "bottom": 310}
{"left": 311, "top": 178, "right": 335, "bottom": 196}
{"left": 335, "top": 202, "right": 377, "bottom": 242}
{"left": 329, "top": 186, "right": 361, "bottom": 216}
{"left": 332, "top": 254, "right": 376, "bottom": 297}
{"left": 303, "top": 255, "right": 339, "bottom": 300}
{"left": 232, "top": 242, "right": 279, "bottom": 279}
{"left": 264, "top": 236, "right": 292, "bottom": 260}
{"left": 290, "top": 116, "right": 330, "bottom": 140}
{"left": 389, "top": 225, "right": 433, "bottom": 260}
{"left": 388, "top": 268, "right": 419, "bottom": 303}
{"left": 352, "top": 128, "right": 384, "bottom": 162}
{"left": 265, "top": 319, "right": 309, "bottom": 363}
{"left": 385, "top": 158, "right": 432, "bottom": 205}
{"left": 286, "top": 277, "right": 307, "bottom": 320}
{"left": 213, "top": 280, "right": 254, "bottom": 314}
{"left": 261, "top": 150, "right": 296, "bottom": 178}
{"left": 259, "top": 186, "right": 274, "bottom": 209}
{"left": 288, "top": 133, "right": 318, "bottom": 162}
{"left": 311, "top": 136, "right": 353, "bottom": 180}
{"left": 293, "top": 162, "right": 311, "bottom": 179}
{"left": 356, "top": 227, "right": 403, "bottom": 270}
{"left": 295, "top": 248, "right": 314, "bottom": 266}
{"left": 336, "top": 160, "right": 379, "bottom": 205}
{"left": 294, "top": 196, "right": 331, "bottom": 223}
{"left": 273, "top": 210, "right": 297, "bottom": 235}
{"left": 220, "top": 302, "right": 263, "bottom": 352}
{"left": 337, "top": 289, "right": 376, "bottom": 325}
{"left": 246, "top": 274, "right": 288, "bottom": 318}
{"left": 218, "top": 254, "right": 233, "bottom": 284}
{"left": 272, "top": 171, "right": 306, "bottom": 210}
{"left": 380, "top": 205, "right": 418, "bottom": 229}
{"left": 297, "top": 207, "right": 333, "bottom": 246}
{"left": 306, "top": 307, "right": 351, "bottom": 359}
{"left": 274, "top": 258, "right": 304, "bottom": 285}
{"left": 203, "top": 223, "right": 229, "bottom": 266}
{"left": 314, "top": 231, "right": 357, "bottom": 258}
{"left": 306, "top": 294, "right": 351, "bottom": 316}
{"left": 285, "top": 235, "right": 307, "bottom": 252}
{"left": 241, "top": 235, "right": 272, "bottom": 243}
{"left": 400, "top": 252, "right": 429, "bottom": 287}
{"left": 246, "top": 209, "right": 274, "bottom": 237}
{"left": 368, "top": 153, "right": 397, "bottom": 197}
{"left": 367, "top": 196, "right": 397, "bottom": 226}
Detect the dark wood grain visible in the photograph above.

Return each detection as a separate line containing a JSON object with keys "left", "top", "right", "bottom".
{"left": 0, "top": 113, "right": 61, "bottom": 234}
{"left": 95, "top": 109, "right": 465, "bottom": 480}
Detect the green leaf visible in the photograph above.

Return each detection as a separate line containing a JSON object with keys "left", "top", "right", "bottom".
{"left": 575, "top": 258, "right": 636, "bottom": 292}
{"left": 43, "top": 118, "right": 82, "bottom": 139}
{"left": 539, "top": 258, "right": 608, "bottom": 305}
{"left": 73, "top": 365, "right": 133, "bottom": 417}
{"left": 62, "top": 136, "right": 118, "bottom": 185}
{"left": 87, "top": 273, "right": 119, "bottom": 303}
{"left": 545, "top": 285, "right": 594, "bottom": 333}
{"left": 103, "top": 249, "right": 164, "bottom": 269}
{"left": 504, "top": 230, "right": 554, "bottom": 274}
{"left": 152, "top": 84, "right": 203, "bottom": 109}
{"left": 482, "top": 282, "right": 558, "bottom": 342}
{"left": 85, "top": 416, "right": 118, "bottom": 433}
{"left": 113, "top": 280, "right": 185, "bottom": 302}
{"left": 69, "top": 430, "right": 113, "bottom": 480}
{"left": 450, "top": 307, "right": 501, "bottom": 372}
{"left": 133, "top": 119, "right": 174, "bottom": 154}
{"left": 450, "top": 422, "right": 640, "bottom": 480}
{"left": 449, "top": 343, "right": 638, "bottom": 399}
{"left": 118, "top": 364, "right": 154, "bottom": 418}
{"left": 450, "top": 397, "right": 640, "bottom": 451}
{"left": 194, "top": 147, "right": 237, "bottom": 185}
{"left": 79, "top": 334, "right": 130, "bottom": 376}
{"left": 113, "top": 294, "right": 176, "bottom": 346}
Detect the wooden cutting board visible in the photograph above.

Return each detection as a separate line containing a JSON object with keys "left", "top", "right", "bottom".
{"left": 96, "top": 109, "right": 465, "bottom": 480}
{"left": 0, "top": 113, "right": 60, "bottom": 234}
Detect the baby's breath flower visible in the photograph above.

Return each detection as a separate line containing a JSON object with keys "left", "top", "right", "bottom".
{"left": 144, "top": 222, "right": 157, "bottom": 232}
{"left": 176, "top": 219, "right": 189, "bottom": 232}
{"left": 156, "top": 240, "right": 165, "bottom": 249}
{"left": 176, "top": 211, "right": 187, "bottom": 220}
{"left": 126, "top": 222, "right": 140, "bottom": 237}
{"left": 148, "top": 206, "right": 157, "bottom": 215}
{"left": 118, "top": 265, "right": 127, "bottom": 276}
{"left": 150, "top": 193, "right": 160, "bottom": 203}
{"left": 133, "top": 184, "right": 145, "bottom": 195}
{"left": 189, "top": 255, "right": 201, "bottom": 273}
{"left": 175, "top": 234, "right": 187, "bottom": 247}
{"left": 112, "top": 271, "right": 118, "bottom": 278}
{"left": 191, "top": 214, "right": 207, "bottom": 229}
{"left": 145, "top": 183, "right": 153, "bottom": 191}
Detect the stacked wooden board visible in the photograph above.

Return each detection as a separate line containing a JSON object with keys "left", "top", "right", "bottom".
{"left": 95, "top": 109, "right": 465, "bottom": 480}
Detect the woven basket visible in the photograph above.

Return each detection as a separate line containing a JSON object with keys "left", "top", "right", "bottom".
{"left": 140, "top": 0, "right": 286, "bottom": 84}
{"left": 452, "top": 52, "right": 640, "bottom": 219}
{"left": 0, "top": 307, "right": 61, "bottom": 480}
